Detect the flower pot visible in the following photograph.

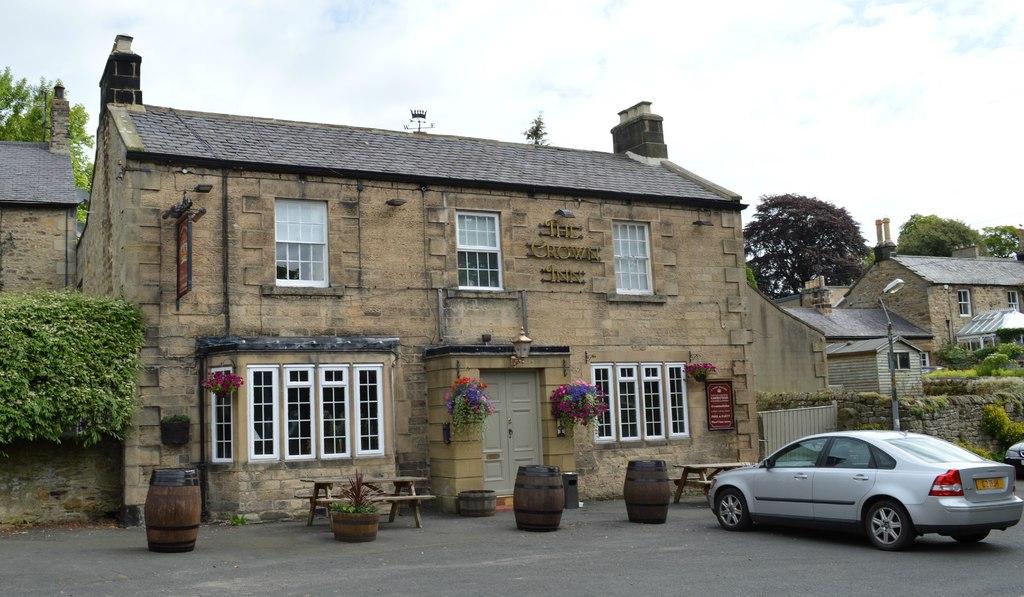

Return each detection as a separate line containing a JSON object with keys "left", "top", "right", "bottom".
{"left": 160, "top": 421, "right": 189, "bottom": 445}
{"left": 458, "top": 490, "right": 496, "bottom": 517}
{"left": 331, "top": 511, "right": 380, "bottom": 543}
{"left": 692, "top": 372, "right": 708, "bottom": 382}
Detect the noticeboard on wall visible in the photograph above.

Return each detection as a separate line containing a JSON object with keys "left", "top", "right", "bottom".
{"left": 706, "top": 381, "right": 735, "bottom": 431}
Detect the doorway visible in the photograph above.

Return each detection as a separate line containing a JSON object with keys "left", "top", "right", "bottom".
{"left": 482, "top": 370, "right": 541, "bottom": 494}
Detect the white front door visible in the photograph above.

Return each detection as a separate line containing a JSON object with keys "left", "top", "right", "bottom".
{"left": 482, "top": 370, "right": 540, "bottom": 494}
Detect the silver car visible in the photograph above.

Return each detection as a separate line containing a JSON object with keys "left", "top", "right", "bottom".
{"left": 708, "top": 430, "right": 1023, "bottom": 550}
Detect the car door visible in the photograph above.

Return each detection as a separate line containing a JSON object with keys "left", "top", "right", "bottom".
{"left": 751, "top": 437, "right": 827, "bottom": 521}
{"left": 812, "top": 437, "right": 877, "bottom": 524}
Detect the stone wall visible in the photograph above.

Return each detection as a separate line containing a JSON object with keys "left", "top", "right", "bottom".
{"left": 0, "top": 205, "right": 77, "bottom": 292}
{"left": 758, "top": 377, "right": 1024, "bottom": 455}
{"left": 0, "top": 439, "right": 122, "bottom": 526}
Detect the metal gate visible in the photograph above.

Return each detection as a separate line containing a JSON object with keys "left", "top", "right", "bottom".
{"left": 759, "top": 402, "right": 837, "bottom": 458}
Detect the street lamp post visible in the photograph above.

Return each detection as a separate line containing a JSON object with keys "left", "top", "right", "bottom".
{"left": 878, "top": 278, "right": 905, "bottom": 431}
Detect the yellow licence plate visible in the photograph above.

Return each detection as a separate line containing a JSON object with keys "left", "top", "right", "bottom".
{"left": 976, "top": 477, "right": 1005, "bottom": 490}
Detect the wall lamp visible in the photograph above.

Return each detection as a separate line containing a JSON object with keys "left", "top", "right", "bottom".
{"left": 879, "top": 278, "right": 905, "bottom": 430}
{"left": 386, "top": 198, "right": 407, "bottom": 207}
{"left": 555, "top": 208, "right": 576, "bottom": 218}
{"left": 162, "top": 184, "right": 211, "bottom": 222}
{"left": 693, "top": 208, "right": 713, "bottom": 226}
{"left": 510, "top": 328, "right": 532, "bottom": 367}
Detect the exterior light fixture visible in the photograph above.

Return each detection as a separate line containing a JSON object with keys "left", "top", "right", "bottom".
{"left": 555, "top": 208, "right": 575, "bottom": 218}
{"left": 510, "top": 328, "right": 532, "bottom": 367}
{"left": 193, "top": 184, "right": 213, "bottom": 193}
{"left": 693, "top": 208, "right": 713, "bottom": 226}
{"left": 386, "top": 198, "right": 407, "bottom": 207}
{"left": 878, "top": 278, "right": 905, "bottom": 430}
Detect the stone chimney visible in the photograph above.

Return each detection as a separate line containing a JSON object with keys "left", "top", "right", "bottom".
{"left": 802, "top": 276, "right": 833, "bottom": 315}
{"left": 611, "top": 101, "right": 668, "bottom": 159}
{"left": 951, "top": 245, "right": 981, "bottom": 259}
{"left": 99, "top": 35, "right": 143, "bottom": 110}
{"left": 873, "top": 217, "right": 897, "bottom": 262}
{"left": 49, "top": 84, "right": 70, "bottom": 154}
{"left": 1017, "top": 227, "right": 1024, "bottom": 262}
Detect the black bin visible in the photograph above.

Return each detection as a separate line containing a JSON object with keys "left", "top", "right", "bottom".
{"left": 563, "top": 472, "right": 579, "bottom": 509}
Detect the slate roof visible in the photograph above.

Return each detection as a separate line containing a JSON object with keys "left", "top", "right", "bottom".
{"left": 0, "top": 141, "right": 78, "bottom": 205}
{"left": 117, "top": 106, "right": 739, "bottom": 205}
{"left": 894, "top": 255, "right": 1024, "bottom": 286}
{"left": 956, "top": 309, "right": 1024, "bottom": 337}
{"left": 827, "top": 337, "right": 923, "bottom": 356}
{"left": 785, "top": 307, "right": 931, "bottom": 340}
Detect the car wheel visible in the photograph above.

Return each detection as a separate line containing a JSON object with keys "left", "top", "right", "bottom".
{"left": 951, "top": 530, "right": 990, "bottom": 544}
{"left": 714, "top": 488, "right": 752, "bottom": 531}
{"left": 864, "top": 499, "right": 916, "bottom": 551}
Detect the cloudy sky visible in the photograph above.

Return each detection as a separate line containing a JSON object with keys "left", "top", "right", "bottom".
{"left": 4, "top": 0, "right": 1022, "bottom": 243}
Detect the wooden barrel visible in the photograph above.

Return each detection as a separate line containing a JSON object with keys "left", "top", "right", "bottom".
{"left": 145, "top": 468, "right": 201, "bottom": 552}
{"left": 623, "top": 460, "right": 671, "bottom": 524}
{"left": 458, "top": 490, "right": 497, "bottom": 517}
{"left": 513, "top": 465, "right": 563, "bottom": 532}
{"left": 331, "top": 512, "right": 379, "bottom": 543}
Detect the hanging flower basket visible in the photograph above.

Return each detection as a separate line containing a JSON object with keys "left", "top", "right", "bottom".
{"left": 685, "top": 363, "right": 716, "bottom": 382}
{"left": 446, "top": 377, "right": 495, "bottom": 437}
{"left": 201, "top": 371, "right": 244, "bottom": 397}
{"left": 550, "top": 380, "right": 609, "bottom": 437}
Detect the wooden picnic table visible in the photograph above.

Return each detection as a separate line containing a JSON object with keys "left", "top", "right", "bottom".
{"left": 298, "top": 476, "right": 433, "bottom": 527}
{"left": 672, "top": 462, "right": 752, "bottom": 503}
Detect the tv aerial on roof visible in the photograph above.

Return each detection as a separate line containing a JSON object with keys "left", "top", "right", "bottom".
{"left": 404, "top": 109, "right": 435, "bottom": 132}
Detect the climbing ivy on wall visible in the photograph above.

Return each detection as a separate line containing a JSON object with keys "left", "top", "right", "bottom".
{"left": 0, "top": 291, "right": 144, "bottom": 449}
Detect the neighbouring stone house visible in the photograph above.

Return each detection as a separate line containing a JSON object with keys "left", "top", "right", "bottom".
{"left": 843, "top": 218, "right": 1024, "bottom": 362}
{"left": 77, "top": 35, "right": 771, "bottom": 523}
{"left": 0, "top": 84, "right": 79, "bottom": 292}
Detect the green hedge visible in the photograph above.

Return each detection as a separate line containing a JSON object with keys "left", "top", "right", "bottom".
{"left": 0, "top": 292, "right": 144, "bottom": 448}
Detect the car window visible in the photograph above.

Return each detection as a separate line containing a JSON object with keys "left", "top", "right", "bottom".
{"left": 870, "top": 445, "right": 897, "bottom": 469}
{"left": 771, "top": 437, "right": 828, "bottom": 468}
{"left": 886, "top": 436, "right": 988, "bottom": 464}
{"left": 823, "top": 438, "right": 873, "bottom": 469}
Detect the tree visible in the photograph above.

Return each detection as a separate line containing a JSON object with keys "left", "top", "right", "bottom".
{"left": 0, "top": 67, "right": 94, "bottom": 192}
{"left": 896, "top": 214, "right": 982, "bottom": 257}
{"left": 744, "top": 194, "right": 869, "bottom": 298}
{"left": 982, "top": 225, "right": 1021, "bottom": 259}
{"left": 523, "top": 111, "right": 549, "bottom": 145}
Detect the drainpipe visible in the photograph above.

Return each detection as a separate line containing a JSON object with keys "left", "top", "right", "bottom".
{"left": 198, "top": 356, "right": 208, "bottom": 522}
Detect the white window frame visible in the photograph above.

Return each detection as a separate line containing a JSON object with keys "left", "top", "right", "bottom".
{"left": 248, "top": 366, "right": 280, "bottom": 461}
{"left": 612, "top": 222, "right": 653, "bottom": 295}
{"left": 1009, "top": 290, "right": 1020, "bottom": 312}
{"left": 354, "top": 365, "right": 386, "bottom": 456}
{"left": 456, "top": 211, "right": 503, "bottom": 290}
{"left": 892, "top": 351, "right": 911, "bottom": 370}
{"left": 593, "top": 362, "right": 688, "bottom": 442}
{"left": 275, "top": 199, "right": 328, "bottom": 288}
{"left": 236, "top": 362, "right": 386, "bottom": 463}
{"left": 209, "top": 367, "right": 234, "bottom": 464}
{"left": 320, "top": 366, "right": 351, "bottom": 459}
{"left": 284, "top": 365, "right": 317, "bottom": 460}
{"left": 957, "top": 289, "right": 972, "bottom": 317}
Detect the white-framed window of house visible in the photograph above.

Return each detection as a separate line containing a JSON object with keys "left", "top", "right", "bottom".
{"left": 592, "top": 362, "right": 688, "bottom": 442}
{"left": 209, "top": 367, "right": 234, "bottom": 464}
{"left": 249, "top": 366, "right": 280, "bottom": 460}
{"left": 275, "top": 199, "right": 328, "bottom": 287}
{"left": 284, "top": 366, "right": 316, "bottom": 460}
{"left": 354, "top": 365, "right": 385, "bottom": 455}
{"left": 242, "top": 363, "right": 385, "bottom": 463}
{"left": 456, "top": 211, "right": 502, "bottom": 289}
{"left": 921, "top": 352, "right": 931, "bottom": 369}
{"left": 612, "top": 222, "right": 652, "bottom": 295}
{"left": 1009, "top": 290, "right": 1020, "bottom": 312}
{"left": 957, "top": 289, "right": 972, "bottom": 317}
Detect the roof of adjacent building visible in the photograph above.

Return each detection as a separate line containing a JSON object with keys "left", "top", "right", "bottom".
{"left": 894, "top": 255, "right": 1024, "bottom": 286}
{"left": 113, "top": 105, "right": 741, "bottom": 206}
{"left": 956, "top": 309, "right": 1024, "bottom": 338}
{"left": 785, "top": 307, "right": 932, "bottom": 340}
{"left": 0, "top": 141, "right": 78, "bottom": 206}
{"left": 827, "top": 337, "right": 924, "bottom": 356}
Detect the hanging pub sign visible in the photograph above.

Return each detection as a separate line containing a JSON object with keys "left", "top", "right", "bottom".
{"left": 706, "top": 381, "right": 735, "bottom": 431}
{"left": 176, "top": 215, "right": 192, "bottom": 304}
